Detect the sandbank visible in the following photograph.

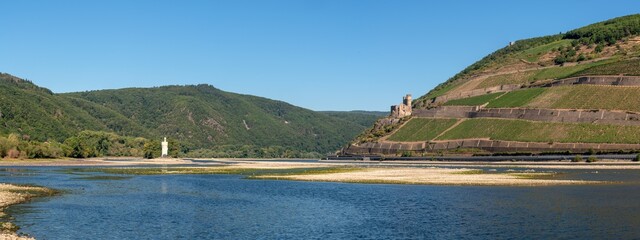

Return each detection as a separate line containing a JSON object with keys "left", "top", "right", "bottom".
{"left": 0, "top": 184, "right": 54, "bottom": 240}
{"left": 252, "top": 167, "right": 599, "bottom": 186}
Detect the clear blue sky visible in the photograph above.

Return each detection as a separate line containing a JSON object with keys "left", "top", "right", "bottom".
{"left": 2, "top": 1, "right": 639, "bottom": 111}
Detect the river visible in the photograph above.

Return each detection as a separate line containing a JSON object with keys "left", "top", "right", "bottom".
{"left": 3, "top": 166, "right": 640, "bottom": 239}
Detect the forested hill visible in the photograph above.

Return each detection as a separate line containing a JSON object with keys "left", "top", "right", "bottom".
{"left": 0, "top": 73, "right": 378, "bottom": 157}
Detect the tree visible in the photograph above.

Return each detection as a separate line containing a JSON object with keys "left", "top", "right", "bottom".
{"left": 143, "top": 140, "right": 161, "bottom": 159}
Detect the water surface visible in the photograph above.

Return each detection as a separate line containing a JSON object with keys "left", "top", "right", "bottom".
{"left": 3, "top": 167, "right": 640, "bottom": 239}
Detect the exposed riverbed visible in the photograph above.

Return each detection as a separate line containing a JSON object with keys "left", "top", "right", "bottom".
{"left": 1, "top": 159, "right": 640, "bottom": 239}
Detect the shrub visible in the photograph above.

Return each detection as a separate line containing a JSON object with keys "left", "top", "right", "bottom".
{"left": 572, "top": 155, "right": 583, "bottom": 162}
{"left": 634, "top": 154, "right": 640, "bottom": 162}
{"left": 554, "top": 56, "right": 567, "bottom": 65}
{"left": 577, "top": 54, "right": 586, "bottom": 62}
{"left": 586, "top": 156, "right": 598, "bottom": 163}
{"left": 595, "top": 44, "right": 604, "bottom": 53}
{"left": 7, "top": 149, "right": 20, "bottom": 159}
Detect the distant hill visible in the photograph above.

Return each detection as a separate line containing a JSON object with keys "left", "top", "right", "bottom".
{"left": 347, "top": 14, "right": 640, "bottom": 156}
{"left": 320, "top": 111, "right": 387, "bottom": 128}
{"left": 0, "top": 73, "right": 374, "bottom": 156}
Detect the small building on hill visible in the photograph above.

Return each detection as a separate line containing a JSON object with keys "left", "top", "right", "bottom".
{"left": 391, "top": 94, "right": 412, "bottom": 118}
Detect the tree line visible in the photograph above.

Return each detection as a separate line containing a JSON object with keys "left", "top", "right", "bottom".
{"left": 0, "top": 130, "right": 323, "bottom": 159}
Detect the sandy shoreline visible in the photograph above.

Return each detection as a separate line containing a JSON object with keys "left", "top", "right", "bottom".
{"left": 3, "top": 157, "right": 640, "bottom": 168}
{"left": 0, "top": 184, "right": 54, "bottom": 240}
{"left": 251, "top": 167, "right": 599, "bottom": 186}
{"left": 3, "top": 158, "right": 610, "bottom": 186}
{"left": 1, "top": 157, "right": 635, "bottom": 187}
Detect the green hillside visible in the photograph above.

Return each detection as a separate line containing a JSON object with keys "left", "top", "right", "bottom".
{"left": 0, "top": 73, "right": 371, "bottom": 158}
{"left": 348, "top": 14, "right": 640, "bottom": 156}
{"left": 320, "top": 111, "right": 386, "bottom": 127}
{"left": 437, "top": 119, "right": 640, "bottom": 144}
{"left": 417, "top": 14, "right": 640, "bottom": 105}
{"left": 65, "top": 85, "right": 367, "bottom": 153}
{"left": 387, "top": 118, "right": 458, "bottom": 142}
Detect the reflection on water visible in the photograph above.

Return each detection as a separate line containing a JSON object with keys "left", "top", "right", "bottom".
{"left": 2, "top": 167, "right": 640, "bottom": 239}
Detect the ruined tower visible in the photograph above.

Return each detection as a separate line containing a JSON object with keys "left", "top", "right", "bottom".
{"left": 403, "top": 94, "right": 412, "bottom": 107}
{"left": 391, "top": 94, "right": 412, "bottom": 118}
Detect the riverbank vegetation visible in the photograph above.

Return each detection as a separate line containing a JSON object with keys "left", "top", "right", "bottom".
{"left": 0, "top": 130, "right": 323, "bottom": 160}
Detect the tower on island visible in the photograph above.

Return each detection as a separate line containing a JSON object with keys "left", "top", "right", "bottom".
{"left": 161, "top": 137, "right": 168, "bottom": 157}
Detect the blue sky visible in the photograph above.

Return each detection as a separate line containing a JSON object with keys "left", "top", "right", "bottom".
{"left": 2, "top": 1, "right": 639, "bottom": 111}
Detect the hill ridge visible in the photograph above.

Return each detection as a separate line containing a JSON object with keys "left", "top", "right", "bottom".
{"left": 0, "top": 73, "right": 382, "bottom": 158}
{"left": 347, "top": 14, "right": 640, "bottom": 157}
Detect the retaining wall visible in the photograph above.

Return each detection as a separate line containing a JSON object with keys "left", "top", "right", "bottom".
{"left": 433, "top": 84, "right": 520, "bottom": 103}
{"left": 413, "top": 106, "right": 640, "bottom": 126}
{"left": 345, "top": 140, "right": 640, "bottom": 155}
{"left": 545, "top": 76, "right": 640, "bottom": 87}
{"left": 432, "top": 75, "right": 640, "bottom": 104}
{"left": 472, "top": 108, "right": 640, "bottom": 126}
{"left": 413, "top": 106, "right": 478, "bottom": 118}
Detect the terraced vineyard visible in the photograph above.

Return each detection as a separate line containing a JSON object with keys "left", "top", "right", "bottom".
{"left": 485, "top": 88, "right": 546, "bottom": 108}
{"left": 571, "top": 58, "right": 640, "bottom": 76}
{"left": 442, "top": 92, "right": 503, "bottom": 106}
{"left": 387, "top": 118, "right": 458, "bottom": 142}
{"left": 531, "top": 85, "right": 640, "bottom": 112}
{"left": 347, "top": 14, "right": 640, "bottom": 156}
{"left": 437, "top": 119, "right": 640, "bottom": 144}
{"left": 476, "top": 59, "right": 617, "bottom": 89}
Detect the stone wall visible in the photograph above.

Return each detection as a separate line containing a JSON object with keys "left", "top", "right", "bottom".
{"left": 433, "top": 84, "right": 520, "bottom": 103}
{"left": 345, "top": 140, "right": 640, "bottom": 155}
{"left": 472, "top": 108, "right": 640, "bottom": 126}
{"left": 413, "top": 106, "right": 640, "bottom": 126}
{"left": 413, "top": 106, "right": 478, "bottom": 118}
{"left": 431, "top": 75, "right": 640, "bottom": 104}
{"left": 545, "top": 76, "right": 640, "bottom": 87}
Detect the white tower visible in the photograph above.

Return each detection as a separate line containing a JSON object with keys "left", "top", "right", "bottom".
{"left": 161, "top": 137, "right": 169, "bottom": 157}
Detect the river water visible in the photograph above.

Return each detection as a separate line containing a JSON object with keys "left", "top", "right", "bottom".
{"left": 3, "top": 167, "right": 640, "bottom": 239}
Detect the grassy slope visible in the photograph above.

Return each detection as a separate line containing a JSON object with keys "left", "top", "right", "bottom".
{"left": 437, "top": 118, "right": 640, "bottom": 144}
{"left": 476, "top": 59, "right": 617, "bottom": 89}
{"left": 529, "top": 85, "right": 640, "bottom": 112}
{"left": 419, "top": 14, "right": 640, "bottom": 102}
{"left": 516, "top": 39, "right": 572, "bottom": 62}
{"left": 442, "top": 92, "right": 503, "bottom": 106}
{"left": 443, "top": 88, "right": 545, "bottom": 108}
{"left": 485, "top": 88, "right": 546, "bottom": 108}
{"left": 571, "top": 58, "right": 640, "bottom": 76}
{"left": 387, "top": 118, "right": 458, "bottom": 142}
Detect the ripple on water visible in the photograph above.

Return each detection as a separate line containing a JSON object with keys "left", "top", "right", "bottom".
{"left": 3, "top": 167, "right": 640, "bottom": 239}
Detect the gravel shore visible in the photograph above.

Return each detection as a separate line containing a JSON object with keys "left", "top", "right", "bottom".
{"left": 0, "top": 184, "right": 54, "bottom": 240}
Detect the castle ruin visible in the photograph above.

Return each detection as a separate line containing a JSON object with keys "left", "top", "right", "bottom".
{"left": 390, "top": 94, "right": 412, "bottom": 118}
